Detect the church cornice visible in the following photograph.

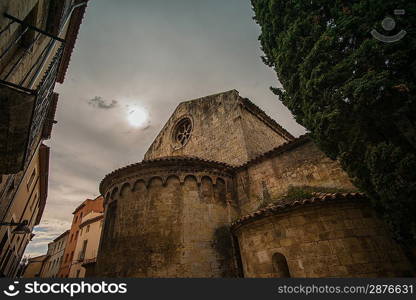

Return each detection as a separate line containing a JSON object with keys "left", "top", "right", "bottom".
{"left": 230, "top": 192, "right": 367, "bottom": 231}
{"left": 101, "top": 135, "right": 313, "bottom": 199}
{"left": 100, "top": 156, "right": 235, "bottom": 197}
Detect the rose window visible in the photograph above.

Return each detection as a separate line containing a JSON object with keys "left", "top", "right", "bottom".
{"left": 173, "top": 118, "right": 192, "bottom": 147}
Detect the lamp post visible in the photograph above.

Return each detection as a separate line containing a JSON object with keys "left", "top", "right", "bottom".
{"left": 0, "top": 220, "right": 31, "bottom": 234}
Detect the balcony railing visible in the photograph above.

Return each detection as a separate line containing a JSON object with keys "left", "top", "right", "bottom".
{"left": 0, "top": 2, "right": 76, "bottom": 174}
{"left": 81, "top": 257, "right": 97, "bottom": 267}
{"left": 0, "top": 7, "right": 68, "bottom": 90}
{"left": 24, "top": 45, "right": 64, "bottom": 169}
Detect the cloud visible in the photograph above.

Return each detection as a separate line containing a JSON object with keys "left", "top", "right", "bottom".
{"left": 87, "top": 96, "right": 118, "bottom": 109}
{"left": 23, "top": 0, "right": 306, "bottom": 259}
{"left": 24, "top": 218, "right": 71, "bottom": 258}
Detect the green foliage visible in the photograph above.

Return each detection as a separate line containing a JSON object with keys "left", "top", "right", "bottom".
{"left": 252, "top": 0, "right": 416, "bottom": 244}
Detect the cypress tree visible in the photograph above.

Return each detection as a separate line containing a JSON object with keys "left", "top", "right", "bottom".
{"left": 251, "top": 0, "right": 416, "bottom": 246}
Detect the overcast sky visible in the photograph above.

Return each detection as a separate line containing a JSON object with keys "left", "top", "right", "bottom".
{"left": 25, "top": 0, "right": 305, "bottom": 257}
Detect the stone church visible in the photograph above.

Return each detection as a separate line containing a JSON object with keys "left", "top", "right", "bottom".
{"left": 95, "top": 90, "right": 413, "bottom": 277}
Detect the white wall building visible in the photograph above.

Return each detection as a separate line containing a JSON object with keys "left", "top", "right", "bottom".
{"left": 40, "top": 230, "right": 69, "bottom": 278}
{"left": 69, "top": 211, "right": 103, "bottom": 278}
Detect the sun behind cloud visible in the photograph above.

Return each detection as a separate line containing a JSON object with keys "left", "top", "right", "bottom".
{"left": 127, "top": 107, "right": 148, "bottom": 128}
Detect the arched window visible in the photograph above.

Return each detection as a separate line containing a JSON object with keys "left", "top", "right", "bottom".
{"left": 272, "top": 253, "right": 291, "bottom": 278}
{"left": 103, "top": 201, "right": 117, "bottom": 244}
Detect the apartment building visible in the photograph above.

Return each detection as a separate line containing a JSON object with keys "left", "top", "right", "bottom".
{"left": 0, "top": 143, "right": 49, "bottom": 277}
{"left": 0, "top": 0, "right": 89, "bottom": 277}
{"left": 21, "top": 254, "right": 48, "bottom": 278}
{"left": 69, "top": 212, "right": 103, "bottom": 278}
{"left": 57, "top": 196, "right": 103, "bottom": 278}
{"left": 40, "top": 230, "right": 69, "bottom": 278}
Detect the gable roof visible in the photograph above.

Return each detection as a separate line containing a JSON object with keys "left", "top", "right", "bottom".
{"left": 238, "top": 96, "right": 294, "bottom": 141}
{"left": 53, "top": 230, "right": 70, "bottom": 242}
{"left": 177, "top": 89, "right": 294, "bottom": 141}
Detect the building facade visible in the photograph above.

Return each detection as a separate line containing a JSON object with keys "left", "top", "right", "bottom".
{"left": 40, "top": 230, "right": 69, "bottom": 278}
{"left": 0, "top": 0, "right": 89, "bottom": 277}
{"left": 95, "top": 90, "right": 414, "bottom": 277}
{"left": 57, "top": 196, "right": 103, "bottom": 278}
{"left": 0, "top": 143, "right": 49, "bottom": 277}
{"left": 69, "top": 211, "right": 103, "bottom": 278}
{"left": 21, "top": 254, "right": 48, "bottom": 278}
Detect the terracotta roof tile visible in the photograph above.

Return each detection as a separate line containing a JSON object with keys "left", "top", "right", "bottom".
{"left": 56, "top": 0, "right": 89, "bottom": 83}
{"left": 231, "top": 192, "right": 367, "bottom": 230}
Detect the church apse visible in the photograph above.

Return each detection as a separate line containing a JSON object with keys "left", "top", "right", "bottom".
{"left": 95, "top": 90, "right": 414, "bottom": 278}
{"left": 95, "top": 158, "right": 239, "bottom": 277}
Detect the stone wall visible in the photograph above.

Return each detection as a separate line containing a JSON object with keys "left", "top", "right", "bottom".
{"left": 98, "top": 92, "right": 415, "bottom": 278}
{"left": 144, "top": 90, "right": 292, "bottom": 166}
{"left": 96, "top": 159, "right": 239, "bottom": 277}
{"left": 232, "top": 200, "right": 414, "bottom": 277}
{"left": 239, "top": 103, "right": 289, "bottom": 160}
{"left": 235, "top": 138, "right": 357, "bottom": 215}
